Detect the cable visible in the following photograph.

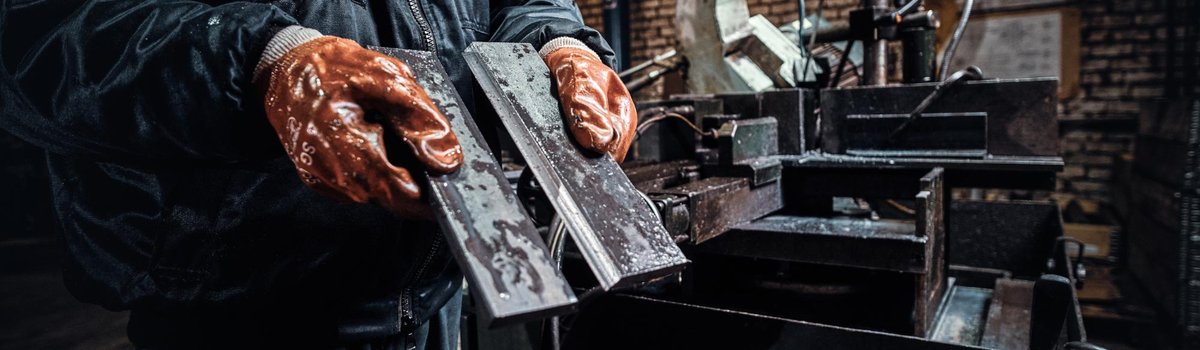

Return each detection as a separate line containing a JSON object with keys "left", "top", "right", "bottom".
{"left": 796, "top": 0, "right": 806, "bottom": 47}
{"left": 619, "top": 49, "right": 678, "bottom": 80}
{"left": 885, "top": 199, "right": 917, "bottom": 215}
{"left": 829, "top": 39, "right": 857, "bottom": 88}
{"left": 542, "top": 215, "right": 569, "bottom": 350}
{"left": 634, "top": 112, "right": 716, "bottom": 140}
{"left": 808, "top": 0, "right": 825, "bottom": 50}
{"left": 548, "top": 215, "right": 568, "bottom": 268}
{"left": 801, "top": 0, "right": 825, "bottom": 83}
{"left": 624, "top": 60, "right": 683, "bottom": 93}
{"left": 937, "top": 0, "right": 973, "bottom": 81}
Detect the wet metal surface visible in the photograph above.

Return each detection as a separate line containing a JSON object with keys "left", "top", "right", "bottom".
{"left": 931, "top": 284, "right": 992, "bottom": 346}
{"left": 374, "top": 48, "right": 575, "bottom": 326}
{"left": 464, "top": 43, "right": 688, "bottom": 290}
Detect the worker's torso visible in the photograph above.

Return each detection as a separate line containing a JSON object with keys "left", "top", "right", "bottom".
{"left": 48, "top": 0, "right": 496, "bottom": 342}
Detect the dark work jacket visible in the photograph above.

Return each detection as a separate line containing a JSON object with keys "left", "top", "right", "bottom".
{"left": 0, "top": 0, "right": 614, "bottom": 345}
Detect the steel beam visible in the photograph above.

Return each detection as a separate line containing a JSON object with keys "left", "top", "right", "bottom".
{"left": 915, "top": 167, "right": 947, "bottom": 337}
{"left": 373, "top": 48, "right": 575, "bottom": 327}
{"left": 464, "top": 42, "right": 689, "bottom": 290}
{"left": 980, "top": 279, "right": 1035, "bottom": 349}
{"left": 652, "top": 177, "right": 783, "bottom": 244}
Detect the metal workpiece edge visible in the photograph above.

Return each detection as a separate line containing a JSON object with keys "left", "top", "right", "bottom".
{"left": 462, "top": 42, "right": 689, "bottom": 290}
{"left": 370, "top": 47, "right": 576, "bottom": 327}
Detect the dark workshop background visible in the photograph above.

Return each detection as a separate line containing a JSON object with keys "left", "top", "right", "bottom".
{"left": 575, "top": 0, "right": 1200, "bottom": 346}
{"left": 579, "top": 0, "right": 1199, "bottom": 205}
{"left": 1, "top": 0, "right": 1197, "bottom": 349}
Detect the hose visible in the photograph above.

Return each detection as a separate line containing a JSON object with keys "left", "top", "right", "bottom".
{"left": 937, "top": 0, "right": 973, "bottom": 81}
{"left": 801, "top": 0, "right": 825, "bottom": 83}
{"left": 618, "top": 49, "right": 677, "bottom": 80}
{"left": 796, "top": 0, "right": 806, "bottom": 47}
{"left": 829, "top": 39, "right": 857, "bottom": 88}
{"left": 635, "top": 112, "right": 716, "bottom": 140}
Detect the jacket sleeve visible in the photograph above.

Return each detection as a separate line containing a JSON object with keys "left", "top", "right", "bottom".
{"left": 0, "top": 1, "right": 299, "bottom": 164}
{"left": 488, "top": 0, "right": 617, "bottom": 68}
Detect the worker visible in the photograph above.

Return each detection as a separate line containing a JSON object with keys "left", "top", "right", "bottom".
{"left": 0, "top": 1, "right": 636, "bottom": 349}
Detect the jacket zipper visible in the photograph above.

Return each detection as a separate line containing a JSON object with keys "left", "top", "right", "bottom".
{"left": 397, "top": 0, "right": 438, "bottom": 334}
{"left": 407, "top": 0, "right": 437, "bottom": 52}
{"left": 399, "top": 235, "right": 443, "bottom": 333}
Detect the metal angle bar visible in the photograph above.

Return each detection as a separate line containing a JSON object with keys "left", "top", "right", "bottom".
{"left": 705, "top": 215, "right": 928, "bottom": 273}
{"left": 463, "top": 42, "right": 689, "bottom": 290}
{"left": 372, "top": 47, "right": 576, "bottom": 327}
{"left": 914, "top": 167, "right": 947, "bottom": 337}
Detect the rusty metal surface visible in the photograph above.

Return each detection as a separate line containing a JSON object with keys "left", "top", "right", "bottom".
{"left": 915, "top": 168, "right": 947, "bottom": 337}
{"left": 691, "top": 89, "right": 818, "bottom": 155}
{"left": 464, "top": 42, "right": 688, "bottom": 290}
{"left": 623, "top": 160, "right": 701, "bottom": 192}
{"left": 374, "top": 48, "right": 576, "bottom": 326}
{"left": 651, "top": 177, "right": 783, "bottom": 244}
{"left": 698, "top": 168, "right": 945, "bottom": 281}
{"left": 820, "top": 78, "right": 1059, "bottom": 157}
{"left": 705, "top": 157, "right": 782, "bottom": 186}
{"left": 981, "top": 279, "right": 1034, "bottom": 350}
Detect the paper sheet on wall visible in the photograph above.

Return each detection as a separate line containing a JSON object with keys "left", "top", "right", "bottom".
{"left": 949, "top": 11, "right": 1062, "bottom": 80}
{"left": 974, "top": 0, "right": 1070, "bottom": 12}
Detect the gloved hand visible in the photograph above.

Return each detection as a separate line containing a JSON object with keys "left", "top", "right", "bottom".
{"left": 260, "top": 32, "right": 462, "bottom": 219}
{"left": 541, "top": 38, "right": 638, "bottom": 163}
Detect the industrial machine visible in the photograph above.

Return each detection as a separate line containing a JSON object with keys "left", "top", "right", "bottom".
{"left": 383, "top": 1, "right": 1100, "bottom": 349}
{"left": 556, "top": 78, "right": 1089, "bottom": 349}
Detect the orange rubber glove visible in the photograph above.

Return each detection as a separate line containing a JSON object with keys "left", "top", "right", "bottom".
{"left": 542, "top": 38, "right": 638, "bottom": 163}
{"left": 260, "top": 33, "right": 462, "bottom": 219}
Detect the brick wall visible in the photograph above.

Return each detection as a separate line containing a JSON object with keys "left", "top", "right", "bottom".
{"left": 580, "top": 0, "right": 1199, "bottom": 206}
{"left": 579, "top": 0, "right": 805, "bottom": 63}
{"left": 1058, "top": 0, "right": 1198, "bottom": 205}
